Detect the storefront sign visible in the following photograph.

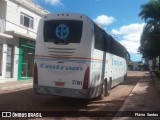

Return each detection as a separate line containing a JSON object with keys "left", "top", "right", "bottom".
{"left": 19, "top": 38, "right": 35, "bottom": 48}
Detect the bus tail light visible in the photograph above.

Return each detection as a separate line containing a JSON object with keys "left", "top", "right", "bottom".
{"left": 34, "top": 63, "right": 38, "bottom": 84}
{"left": 83, "top": 67, "right": 90, "bottom": 89}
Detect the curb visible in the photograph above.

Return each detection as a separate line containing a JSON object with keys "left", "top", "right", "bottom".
{"left": 113, "top": 72, "right": 149, "bottom": 119}
{"left": 112, "top": 79, "right": 141, "bottom": 120}
{"left": 113, "top": 73, "right": 160, "bottom": 120}
{"left": 112, "top": 80, "right": 140, "bottom": 120}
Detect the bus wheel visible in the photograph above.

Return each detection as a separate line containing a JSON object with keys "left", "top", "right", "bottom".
{"left": 98, "top": 81, "right": 106, "bottom": 100}
{"left": 105, "top": 78, "right": 111, "bottom": 96}
{"left": 124, "top": 73, "right": 127, "bottom": 80}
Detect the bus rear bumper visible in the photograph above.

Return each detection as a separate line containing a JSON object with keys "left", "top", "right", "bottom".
{"left": 34, "top": 84, "right": 91, "bottom": 99}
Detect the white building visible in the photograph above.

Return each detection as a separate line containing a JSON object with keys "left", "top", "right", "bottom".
{"left": 0, "top": 0, "right": 49, "bottom": 82}
{"left": 128, "top": 61, "right": 141, "bottom": 71}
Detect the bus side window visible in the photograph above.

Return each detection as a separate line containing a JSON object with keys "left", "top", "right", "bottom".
{"left": 107, "top": 35, "right": 113, "bottom": 54}
{"left": 94, "top": 26, "right": 99, "bottom": 49}
{"left": 94, "top": 24, "right": 105, "bottom": 51}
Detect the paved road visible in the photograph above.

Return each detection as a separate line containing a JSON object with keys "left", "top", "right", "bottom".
{"left": 0, "top": 71, "right": 144, "bottom": 119}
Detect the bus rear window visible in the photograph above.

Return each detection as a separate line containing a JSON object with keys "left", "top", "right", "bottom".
{"left": 44, "top": 20, "right": 83, "bottom": 44}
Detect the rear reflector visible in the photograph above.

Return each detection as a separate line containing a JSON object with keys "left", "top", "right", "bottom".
{"left": 83, "top": 66, "right": 90, "bottom": 89}
{"left": 34, "top": 63, "right": 38, "bottom": 84}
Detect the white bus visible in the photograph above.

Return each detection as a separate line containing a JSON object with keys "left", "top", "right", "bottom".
{"left": 34, "top": 12, "right": 130, "bottom": 99}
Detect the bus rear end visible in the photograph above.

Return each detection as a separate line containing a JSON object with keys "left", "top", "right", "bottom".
{"left": 34, "top": 13, "right": 93, "bottom": 99}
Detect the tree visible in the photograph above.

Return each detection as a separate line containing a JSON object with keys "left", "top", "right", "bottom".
{"left": 139, "top": 0, "right": 160, "bottom": 22}
{"left": 139, "top": 23, "right": 160, "bottom": 59}
{"left": 139, "top": 0, "right": 160, "bottom": 68}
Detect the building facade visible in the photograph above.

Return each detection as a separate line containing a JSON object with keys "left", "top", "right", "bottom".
{"left": 128, "top": 61, "right": 142, "bottom": 71}
{"left": 0, "top": 0, "right": 49, "bottom": 82}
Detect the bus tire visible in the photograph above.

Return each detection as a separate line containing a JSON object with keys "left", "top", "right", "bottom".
{"left": 124, "top": 73, "right": 127, "bottom": 81}
{"left": 97, "top": 81, "right": 106, "bottom": 100}
{"left": 105, "top": 78, "right": 111, "bottom": 96}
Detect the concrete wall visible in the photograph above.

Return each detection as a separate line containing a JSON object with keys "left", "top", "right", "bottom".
{"left": 0, "top": 1, "right": 7, "bottom": 33}
{"left": 0, "top": 0, "right": 7, "bottom": 19}
{"left": 5, "top": 0, "right": 41, "bottom": 39}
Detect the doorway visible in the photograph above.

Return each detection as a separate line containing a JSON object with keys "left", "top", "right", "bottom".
{"left": 18, "top": 38, "right": 35, "bottom": 80}
{"left": 21, "top": 47, "right": 34, "bottom": 78}
{"left": 5, "top": 45, "right": 14, "bottom": 78}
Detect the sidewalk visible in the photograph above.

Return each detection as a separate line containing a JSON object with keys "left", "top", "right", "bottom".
{"left": 114, "top": 72, "right": 160, "bottom": 119}
{"left": 0, "top": 80, "right": 33, "bottom": 91}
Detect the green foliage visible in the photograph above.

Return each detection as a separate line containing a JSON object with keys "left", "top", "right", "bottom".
{"left": 139, "top": 0, "right": 160, "bottom": 59}
{"left": 155, "top": 69, "right": 160, "bottom": 78}
{"left": 139, "top": 0, "right": 160, "bottom": 22}
{"left": 139, "top": 23, "right": 160, "bottom": 59}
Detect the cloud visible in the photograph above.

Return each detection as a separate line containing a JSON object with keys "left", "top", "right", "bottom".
{"left": 111, "top": 23, "right": 145, "bottom": 54}
{"left": 111, "top": 23, "right": 144, "bottom": 35}
{"left": 94, "top": 15, "right": 115, "bottom": 26}
{"left": 44, "top": 0, "right": 63, "bottom": 6}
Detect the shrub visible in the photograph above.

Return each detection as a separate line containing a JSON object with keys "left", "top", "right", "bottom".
{"left": 155, "top": 69, "right": 160, "bottom": 78}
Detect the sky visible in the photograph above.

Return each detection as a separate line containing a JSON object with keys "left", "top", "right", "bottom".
{"left": 33, "top": 0, "right": 149, "bottom": 61}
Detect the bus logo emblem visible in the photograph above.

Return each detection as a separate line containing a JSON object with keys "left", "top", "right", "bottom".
{"left": 56, "top": 24, "right": 69, "bottom": 39}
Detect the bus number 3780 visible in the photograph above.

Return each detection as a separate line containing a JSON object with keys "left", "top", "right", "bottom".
{"left": 72, "top": 80, "right": 82, "bottom": 85}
